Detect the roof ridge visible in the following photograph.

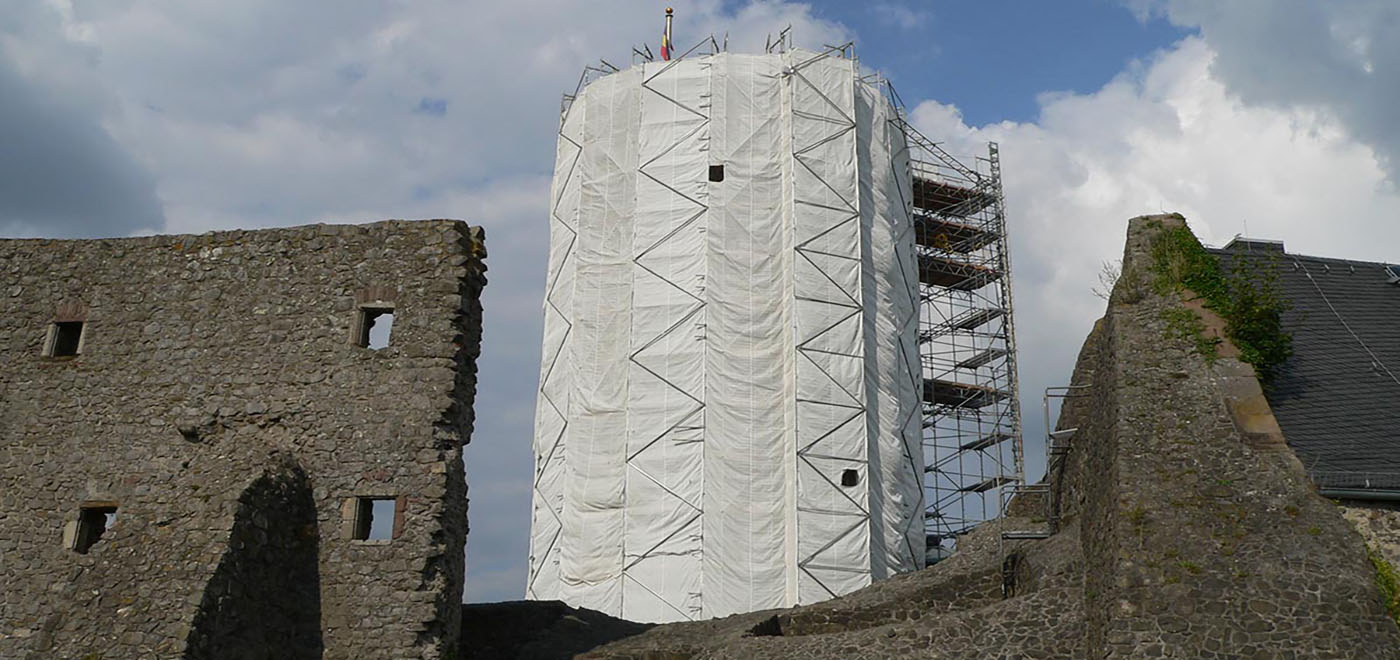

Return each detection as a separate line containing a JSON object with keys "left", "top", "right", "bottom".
{"left": 1209, "top": 246, "right": 1394, "bottom": 270}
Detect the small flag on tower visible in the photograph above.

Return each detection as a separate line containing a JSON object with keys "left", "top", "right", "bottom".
{"left": 661, "top": 7, "right": 674, "bottom": 61}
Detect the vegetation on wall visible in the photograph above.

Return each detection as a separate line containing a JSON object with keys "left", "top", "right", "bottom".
{"left": 1147, "top": 218, "right": 1293, "bottom": 381}
{"left": 1368, "top": 545, "right": 1400, "bottom": 627}
{"left": 1161, "top": 307, "right": 1219, "bottom": 364}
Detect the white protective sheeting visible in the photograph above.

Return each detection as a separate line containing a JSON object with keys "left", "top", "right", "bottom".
{"left": 559, "top": 66, "right": 641, "bottom": 613}
{"left": 527, "top": 61, "right": 587, "bottom": 603}
{"left": 622, "top": 57, "right": 709, "bottom": 621}
{"left": 789, "top": 51, "right": 869, "bottom": 602}
{"left": 856, "top": 72, "right": 924, "bottom": 579}
{"left": 528, "top": 49, "right": 921, "bottom": 623}
{"left": 704, "top": 53, "right": 790, "bottom": 615}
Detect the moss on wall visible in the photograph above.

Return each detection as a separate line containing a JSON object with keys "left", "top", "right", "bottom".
{"left": 1369, "top": 545, "right": 1400, "bottom": 627}
{"left": 1147, "top": 218, "right": 1292, "bottom": 381}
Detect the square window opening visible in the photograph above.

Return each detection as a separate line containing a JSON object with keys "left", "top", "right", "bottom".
{"left": 709, "top": 164, "right": 724, "bottom": 182}
{"left": 353, "top": 497, "right": 397, "bottom": 541}
{"left": 840, "top": 469, "right": 860, "bottom": 488}
{"left": 74, "top": 505, "right": 116, "bottom": 554}
{"left": 355, "top": 307, "right": 394, "bottom": 350}
{"left": 48, "top": 321, "right": 84, "bottom": 357}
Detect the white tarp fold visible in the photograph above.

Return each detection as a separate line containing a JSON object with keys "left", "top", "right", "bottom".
{"left": 558, "top": 67, "right": 642, "bottom": 612}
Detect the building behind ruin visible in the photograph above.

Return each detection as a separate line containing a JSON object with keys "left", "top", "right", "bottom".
{"left": 1210, "top": 237, "right": 1400, "bottom": 493}
{"left": 0, "top": 219, "right": 486, "bottom": 659}
{"left": 1209, "top": 235, "right": 1400, "bottom": 592}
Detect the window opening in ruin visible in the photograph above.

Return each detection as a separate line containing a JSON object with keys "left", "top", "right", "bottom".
{"left": 74, "top": 505, "right": 116, "bottom": 554}
{"left": 355, "top": 307, "right": 394, "bottom": 350}
{"left": 353, "top": 497, "right": 397, "bottom": 541}
{"left": 841, "top": 469, "right": 860, "bottom": 487}
{"left": 47, "top": 321, "right": 84, "bottom": 357}
{"left": 709, "top": 165, "right": 724, "bottom": 182}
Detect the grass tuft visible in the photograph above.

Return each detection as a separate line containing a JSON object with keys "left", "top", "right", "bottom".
{"left": 1369, "top": 545, "right": 1400, "bottom": 626}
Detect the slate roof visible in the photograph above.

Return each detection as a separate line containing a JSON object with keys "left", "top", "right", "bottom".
{"left": 1212, "top": 239, "right": 1400, "bottom": 491}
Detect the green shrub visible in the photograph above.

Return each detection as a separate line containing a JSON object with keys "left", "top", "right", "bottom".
{"left": 1148, "top": 222, "right": 1293, "bottom": 382}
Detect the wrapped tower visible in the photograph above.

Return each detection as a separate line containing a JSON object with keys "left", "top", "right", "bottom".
{"left": 527, "top": 47, "right": 925, "bottom": 623}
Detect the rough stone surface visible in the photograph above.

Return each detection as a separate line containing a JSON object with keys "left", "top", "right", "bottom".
{"left": 185, "top": 459, "right": 323, "bottom": 658}
{"left": 458, "top": 600, "right": 652, "bottom": 660}
{"left": 1341, "top": 501, "right": 1400, "bottom": 569}
{"left": 578, "top": 215, "right": 1400, "bottom": 658}
{"left": 580, "top": 518, "right": 1085, "bottom": 659}
{"left": 1074, "top": 215, "right": 1399, "bottom": 658}
{"left": 0, "top": 220, "right": 486, "bottom": 659}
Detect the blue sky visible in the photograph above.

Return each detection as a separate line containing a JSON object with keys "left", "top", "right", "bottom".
{"left": 3, "top": 0, "right": 1400, "bottom": 606}
{"left": 809, "top": 1, "right": 1192, "bottom": 126}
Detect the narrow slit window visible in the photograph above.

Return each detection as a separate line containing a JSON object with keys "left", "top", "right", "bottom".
{"left": 709, "top": 164, "right": 724, "bottom": 182}
{"left": 74, "top": 505, "right": 117, "bottom": 554}
{"left": 353, "top": 497, "right": 397, "bottom": 541}
{"left": 47, "top": 321, "right": 84, "bottom": 357}
{"left": 841, "top": 469, "right": 860, "bottom": 488}
{"left": 355, "top": 307, "right": 394, "bottom": 350}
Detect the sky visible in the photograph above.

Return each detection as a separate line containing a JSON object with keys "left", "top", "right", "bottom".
{"left": 3, "top": 0, "right": 1399, "bottom": 604}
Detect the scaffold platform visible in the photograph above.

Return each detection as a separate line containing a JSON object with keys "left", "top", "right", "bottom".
{"left": 922, "top": 378, "right": 1011, "bottom": 409}
{"left": 912, "top": 176, "right": 996, "bottom": 217}
{"left": 918, "top": 254, "right": 1002, "bottom": 291}
{"left": 914, "top": 215, "right": 999, "bottom": 253}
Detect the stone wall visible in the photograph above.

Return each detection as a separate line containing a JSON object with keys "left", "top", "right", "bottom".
{"left": 0, "top": 220, "right": 486, "bottom": 659}
{"left": 1341, "top": 501, "right": 1400, "bottom": 570}
{"left": 1073, "top": 215, "right": 1399, "bottom": 657}
{"left": 184, "top": 460, "right": 323, "bottom": 658}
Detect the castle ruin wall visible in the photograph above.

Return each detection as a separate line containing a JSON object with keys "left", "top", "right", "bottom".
{"left": 0, "top": 219, "right": 486, "bottom": 659}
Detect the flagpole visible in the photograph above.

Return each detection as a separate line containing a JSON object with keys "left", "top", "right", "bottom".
{"left": 665, "top": 7, "right": 673, "bottom": 60}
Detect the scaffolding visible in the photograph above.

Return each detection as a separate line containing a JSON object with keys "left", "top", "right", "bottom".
{"left": 541, "top": 37, "right": 1025, "bottom": 620}
{"left": 888, "top": 108, "right": 1025, "bottom": 559}
{"left": 608, "top": 13, "right": 1025, "bottom": 568}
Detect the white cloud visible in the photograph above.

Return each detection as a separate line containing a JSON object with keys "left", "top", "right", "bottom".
{"left": 0, "top": 1, "right": 163, "bottom": 236}
{"left": 912, "top": 36, "right": 1400, "bottom": 480}
{"left": 1132, "top": 0, "right": 1400, "bottom": 180}
{"left": 871, "top": 2, "right": 930, "bottom": 30}
{"left": 17, "top": 0, "right": 843, "bottom": 238}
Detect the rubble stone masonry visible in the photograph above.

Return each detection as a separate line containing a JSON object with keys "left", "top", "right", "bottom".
{"left": 0, "top": 220, "right": 486, "bottom": 659}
